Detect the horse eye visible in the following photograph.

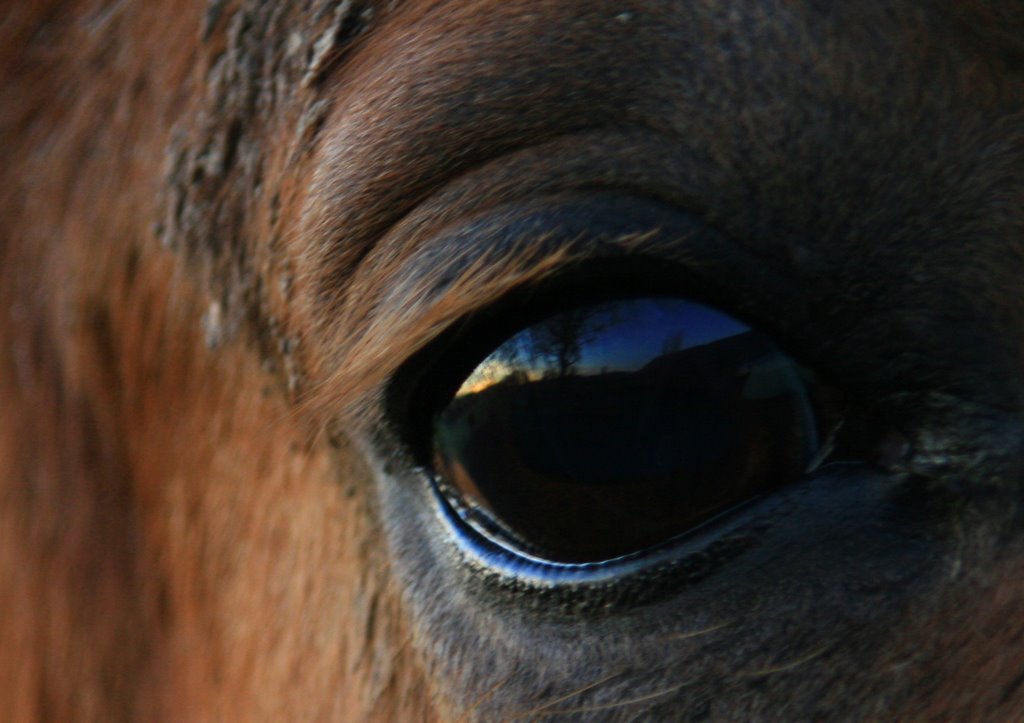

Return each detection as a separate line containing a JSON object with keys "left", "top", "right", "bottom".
{"left": 431, "top": 297, "right": 825, "bottom": 563}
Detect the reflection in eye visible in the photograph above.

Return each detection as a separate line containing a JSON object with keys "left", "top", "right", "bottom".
{"left": 432, "top": 298, "right": 823, "bottom": 563}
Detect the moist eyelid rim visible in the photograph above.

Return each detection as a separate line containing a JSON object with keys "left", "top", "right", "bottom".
{"left": 428, "top": 468, "right": 769, "bottom": 586}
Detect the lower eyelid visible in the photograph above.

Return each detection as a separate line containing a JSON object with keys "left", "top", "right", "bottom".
{"left": 428, "top": 471, "right": 771, "bottom": 590}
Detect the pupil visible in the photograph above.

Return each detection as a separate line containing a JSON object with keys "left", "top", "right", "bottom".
{"left": 432, "top": 297, "right": 819, "bottom": 563}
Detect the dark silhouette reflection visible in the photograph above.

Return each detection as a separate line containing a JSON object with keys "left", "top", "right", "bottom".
{"left": 433, "top": 298, "right": 820, "bottom": 562}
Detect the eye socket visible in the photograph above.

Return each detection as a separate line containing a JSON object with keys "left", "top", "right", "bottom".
{"left": 431, "top": 296, "right": 831, "bottom": 563}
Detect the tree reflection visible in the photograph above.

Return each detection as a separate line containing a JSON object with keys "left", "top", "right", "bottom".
{"left": 517, "top": 305, "right": 615, "bottom": 378}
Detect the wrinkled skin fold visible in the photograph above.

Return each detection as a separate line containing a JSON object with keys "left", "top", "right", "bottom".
{"left": 2, "top": 0, "right": 1024, "bottom": 719}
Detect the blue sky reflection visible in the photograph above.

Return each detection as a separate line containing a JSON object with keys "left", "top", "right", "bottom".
{"left": 457, "top": 298, "right": 750, "bottom": 396}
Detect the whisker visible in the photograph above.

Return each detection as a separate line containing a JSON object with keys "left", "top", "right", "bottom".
{"left": 663, "top": 619, "right": 734, "bottom": 641}
{"left": 509, "top": 621, "right": 731, "bottom": 718}
{"left": 458, "top": 669, "right": 520, "bottom": 722}
{"left": 509, "top": 670, "right": 629, "bottom": 719}
{"left": 733, "top": 643, "right": 831, "bottom": 679}
{"left": 529, "top": 677, "right": 700, "bottom": 717}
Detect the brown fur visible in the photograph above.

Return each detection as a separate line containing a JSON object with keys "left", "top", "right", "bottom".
{"left": 1, "top": 1, "right": 427, "bottom": 718}
{"left": 3, "top": 0, "right": 1024, "bottom": 719}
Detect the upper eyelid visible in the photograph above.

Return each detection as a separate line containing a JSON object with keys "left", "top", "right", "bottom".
{"left": 305, "top": 192, "right": 756, "bottom": 423}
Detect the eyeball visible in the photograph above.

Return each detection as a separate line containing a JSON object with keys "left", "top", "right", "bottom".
{"left": 431, "top": 297, "right": 825, "bottom": 563}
